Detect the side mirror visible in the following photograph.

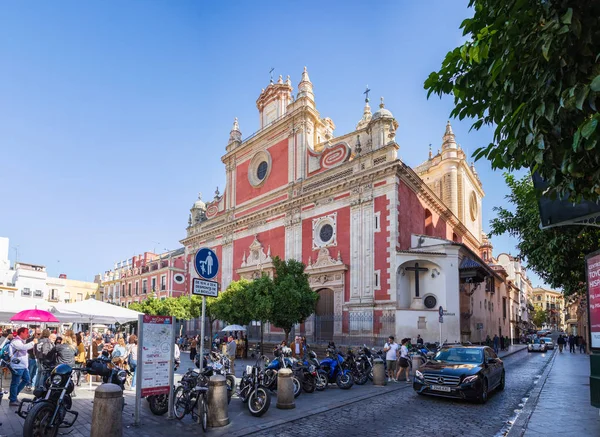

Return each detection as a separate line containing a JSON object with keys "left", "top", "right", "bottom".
{"left": 487, "top": 358, "right": 497, "bottom": 364}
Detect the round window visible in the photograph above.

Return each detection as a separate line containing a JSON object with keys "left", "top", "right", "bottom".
{"left": 257, "top": 161, "right": 268, "bottom": 180}
{"left": 319, "top": 224, "right": 334, "bottom": 243}
{"left": 173, "top": 274, "right": 185, "bottom": 284}
{"left": 424, "top": 295, "right": 437, "bottom": 309}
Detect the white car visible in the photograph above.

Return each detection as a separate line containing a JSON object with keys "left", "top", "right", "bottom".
{"left": 540, "top": 338, "right": 554, "bottom": 350}
{"left": 528, "top": 339, "right": 547, "bottom": 353}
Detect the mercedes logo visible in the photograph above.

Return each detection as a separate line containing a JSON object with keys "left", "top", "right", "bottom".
{"left": 437, "top": 377, "right": 445, "bottom": 384}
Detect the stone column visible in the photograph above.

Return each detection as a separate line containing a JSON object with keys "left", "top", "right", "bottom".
{"left": 91, "top": 383, "right": 122, "bottom": 437}
{"left": 276, "top": 368, "right": 295, "bottom": 409}
{"left": 207, "top": 375, "right": 230, "bottom": 427}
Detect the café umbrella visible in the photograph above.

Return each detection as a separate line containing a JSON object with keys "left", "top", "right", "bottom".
{"left": 221, "top": 324, "right": 246, "bottom": 332}
{"left": 10, "top": 308, "right": 60, "bottom": 323}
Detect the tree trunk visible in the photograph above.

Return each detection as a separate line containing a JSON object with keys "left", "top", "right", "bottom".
{"left": 284, "top": 329, "right": 290, "bottom": 345}
{"left": 260, "top": 322, "right": 264, "bottom": 355}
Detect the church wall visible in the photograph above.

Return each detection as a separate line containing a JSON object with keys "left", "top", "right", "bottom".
{"left": 231, "top": 226, "right": 286, "bottom": 281}
{"left": 302, "top": 206, "right": 351, "bottom": 302}
{"left": 398, "top": 182, "right": 448, "bottom": 249}
{"left": 235, "top": 138, "right": 289, "bottom": 205}
{"left": 374, "top": 194, "right": 390, "bottom": 300}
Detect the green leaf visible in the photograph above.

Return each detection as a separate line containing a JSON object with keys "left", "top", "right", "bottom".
{"left": 572, "top": 130, "right": 581, "bottom": 151}
{"left": 581, "top": 118, "right": 598, "bottom": 139}
{"left": 557, "top": 25, "right": 570, "bottom": 35}
{"left": 526, "top": 132, "right": 534, "bottom": 145}
{"left": 535, "top": 102, "right": 545, "bottom": 116}
{"left": 584, "top": 139, "right": 597, "bottom": 151}
{"left": 535, "top": 150, "right": 544, "bottom": 163}
{"left": 591, "top": 75, "right": 600, "bottom": 92}
{"left": 542, "top": 40, "right": 551, "bottom": 61}
{"left": 560, "top": 8, "right": 573, "bottom": 24}
{"left": 536, "top": 135, "right": 545, "bottom": 150}
{"left": 575, "top": 85, "right": 590, "bottom": 110}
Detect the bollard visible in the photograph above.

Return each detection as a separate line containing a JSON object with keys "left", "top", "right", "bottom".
{"left": 207, "top": 375, "right": 230, "bottom": 427}
{"left": 276, "top": 368, "right": 295, "bottom": 410}
{"left": 372, "top": 358, "right": 386, "bottom": 386}
{"left": 91, "top": 383, "right": 123, "bottom": 437}
{"left": 411, "top": 355, "right": 423, "bottom": 375}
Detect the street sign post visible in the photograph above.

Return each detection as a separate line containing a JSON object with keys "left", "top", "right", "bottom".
{"left": 194, "top": 248, "right": 220, "bottom": 376}
{"left": 438, "top": 306, "right": 444, "bottom": 347}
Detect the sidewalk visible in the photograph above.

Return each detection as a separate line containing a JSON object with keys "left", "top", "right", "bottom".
{"left": 498, "top": 344, "right": 528, "bottom": 359}
{"left": 519, "top": 350, "right": 600, "bottom": 437}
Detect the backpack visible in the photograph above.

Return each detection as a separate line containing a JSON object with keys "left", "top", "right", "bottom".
{"left": 0, "top": 339, "right": 13, "bottom": 366}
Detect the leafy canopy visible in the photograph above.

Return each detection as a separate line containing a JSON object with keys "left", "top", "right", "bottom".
{"left": 489, "top": 173, "right": 600, "bottom": 296}
{"left": 532, "top": 308, "right": 547, "bottom": 328}
{"left": 210, "top": 279, "right": 255, "bottom": 326}
{"left": 129, "top": 295, "right": 192, "bottom": 319}
{"left": 425, "top": 0, "right": 600, "bottom": 201}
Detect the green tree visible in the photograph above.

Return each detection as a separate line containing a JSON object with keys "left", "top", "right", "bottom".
{"left": 129, "top": 295, "right": 192, "bottom": 320}
{"left": 532, "top": 308, "right": 548, "bottom": 328}
{"left": 268, "top": 256, "right": 319, "bottom": 344}
{"left": 489, "top": 173, "right": 600, "bottom": 296}
{"left": 247, "top": 274, "right": 275, "bottom": 354}
{"left": 424, "top": 1, "right": 600, "bottom": 201}
{"left": 210, "top": 279, "right": 254, "bottom": 326}
{"left": 190, "top": 296, "right": 218, "bottom": 341}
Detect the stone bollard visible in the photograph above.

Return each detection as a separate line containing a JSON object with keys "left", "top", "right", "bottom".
{"left": 91, "top": 383, "right": 123, "bottom": 437}
{"left": 372, "top": 358, "right": 386, "bottom": 386}
{"left": 276, "top": 368, "right": 295, "bottom": 410}
{"left": 411, "top": 355, "right": 423, "bottom": 375}
{"left": 207, "top": 375, "right": 229, "bottom": 427}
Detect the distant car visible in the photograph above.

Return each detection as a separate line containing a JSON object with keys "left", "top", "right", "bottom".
{"left": 528, "top": 338, "right": 547, "bottom": 353}
{"left": 540, "top": 338, "right": 554, "bottom": 350}
{"left": 536, "top": 330, "right": 547, "bottom": 337}
{"left": 413, "top": 346, "right": 505, "bottom": 404}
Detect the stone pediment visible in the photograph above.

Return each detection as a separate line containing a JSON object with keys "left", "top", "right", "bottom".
{"left": 237, "top": 236, "right": 274, "bottom": 279}
{"left": 305, "top": 248, "right": 348, "bottom": 290}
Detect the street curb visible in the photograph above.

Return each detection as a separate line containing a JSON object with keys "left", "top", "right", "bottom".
{"left": 499, "top": 346, "right": 528, "bottom": 360}
{"left": 228, "top": 382, "right": 412, "bottom": 436}
{"left": 506, "top": 349, "right": 557, "bottom": 437}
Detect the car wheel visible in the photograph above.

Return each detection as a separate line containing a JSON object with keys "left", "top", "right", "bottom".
{"left": 478, "top": 379, "right": 488, "bottom": 404}
{"left": 498, "top": 371, "right": 505, "bottom": 391}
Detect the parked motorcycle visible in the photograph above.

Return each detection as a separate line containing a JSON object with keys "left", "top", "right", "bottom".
{"left": 262, "top": 347, "right": 302, "bottom": 398}
{"left": 196, "top": 351, "right": 235, "bottom": 404}
{"left": 319, "top": 347, "right": 353, "bottom": 389}
{"left": 292, "top": 358, "right": 317, "bottom": 393}
{"left": 306, "top": 350, "right": 329, "bottom": 391}
{"left": 345, "top": 348, "right": 368, "bottom": 385}
{"left": 17, "top": 364, "right": 79, "bottom": 437}
{"left": 238, "top": 358, "right": 271, "bottom": 417}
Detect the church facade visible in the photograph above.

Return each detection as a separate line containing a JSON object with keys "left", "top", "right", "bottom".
{"left": 181, "top": 68, "right": 511, "bottom": 345}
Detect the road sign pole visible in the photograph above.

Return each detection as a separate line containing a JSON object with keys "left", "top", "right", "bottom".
{"left": 199, "top": 296, "right": 206, "bottom": 372}
{"left": 439, "top": 318, "right": 442, "bottom": 348}
{"left": 134, "top": 313, "right": 143, "bottom": 427}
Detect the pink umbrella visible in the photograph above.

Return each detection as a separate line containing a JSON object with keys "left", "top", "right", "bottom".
{"left": 10, "top": 309, "right": 60, "bottom": 323}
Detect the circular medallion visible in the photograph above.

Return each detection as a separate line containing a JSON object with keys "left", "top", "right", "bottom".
{"left": 173, "top": 274, "right": 185, "bottom": 284}
{"left": 469, "top": 191, "right": 478, "bottom": 221}
{"left": 319, "top": 224, "right": 334, "bottom": 243}
{"left": 424, "top": 295, "right": 437, "bottom": 309}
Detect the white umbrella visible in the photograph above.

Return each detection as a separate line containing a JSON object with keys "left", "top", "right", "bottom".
{"left": 52, "top": 299, "right": 142, "bottom": 324}
{"left": 221, "top": 324, "right": 246, "bottom": 332}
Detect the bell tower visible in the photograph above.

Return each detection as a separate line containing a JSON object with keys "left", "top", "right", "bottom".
{"left": 256, "top": 74, "right": 293, "bottom": 129}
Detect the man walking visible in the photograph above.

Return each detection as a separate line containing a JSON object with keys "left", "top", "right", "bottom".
{"left": 383, "top": 336, "right": 399, "bottom": 382}
{"left": 493, "top": 334, "right": 499, "bottom": 354}
{"left": 569, "top": 334, "right": 576, "bottom": 353}
{"left": 226, "top": 336, "right": 237, "bottom": 374}
{"left": 580, "top": 337, "right": 586, "bottom": 354}
{"left": 557, "top": 334, "right": 566, "bottom": 353}
{"left": 8, "top": 327, "right": 37, "bottom": 406}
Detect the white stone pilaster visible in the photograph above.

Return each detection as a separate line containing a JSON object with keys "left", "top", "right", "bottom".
{"left": 350, "top": 205, "right": 361, "bottom": 300}
{"left": 222, "top": 242, "right": 233, "bottom": 290}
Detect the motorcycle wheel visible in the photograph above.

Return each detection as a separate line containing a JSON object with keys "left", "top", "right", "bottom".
{"left": 292, "top": 376, "right": 302, "bottom": 398}
{"left": 336, "top": 372, "right": 354, "bottom": 390}
{"left": 354, "top": 371, "right": 369, "bottom": 386}
{"left": 148, "top": 394, "right": 169, "bottom": 416}
{"left": 172, "top": 386, "right": 188, "bottom": 420}
{"left": 302, "top": 375, "right": 316, "bottom": 393}
{"left": 248, "top": 387, "right": 271, "bottom": 417}
{"left": 315, "top": 370, "right": 328, "bottom": 391}
{"left": 226, "top": 374, "right": 235, "bottom": 405}
{"left": 23, "top": 401, "right": 59, "bottom": 437}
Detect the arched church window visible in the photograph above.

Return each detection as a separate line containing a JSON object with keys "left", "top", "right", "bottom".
{"left": 424, "top": 209, "right": 433, "bottom": 236}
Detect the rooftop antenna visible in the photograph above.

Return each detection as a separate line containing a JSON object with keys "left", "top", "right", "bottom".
{"left": 269, "top": 67, "right": 275, "bottom": 83}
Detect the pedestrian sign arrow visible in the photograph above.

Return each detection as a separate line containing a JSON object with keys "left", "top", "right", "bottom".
{"left": 194, "top": 247, "right": 219, "bottom": 280}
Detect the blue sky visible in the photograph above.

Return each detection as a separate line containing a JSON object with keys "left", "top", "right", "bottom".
{"left": 0, "top": 1, "right": 542, "bottom": 286}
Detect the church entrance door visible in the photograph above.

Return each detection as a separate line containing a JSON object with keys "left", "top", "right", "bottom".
{"left": 314, "top": 288, "right": 334, "bottom": 344}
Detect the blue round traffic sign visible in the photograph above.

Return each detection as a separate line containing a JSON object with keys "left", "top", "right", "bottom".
{"left": 195, "top": 248, "right": 219, "bottom": 279}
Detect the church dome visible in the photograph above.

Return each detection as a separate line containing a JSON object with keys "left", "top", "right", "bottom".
{"left": 371, "top": 97, "right": 393, "bottom": 120}
{"left": 192, "top": 193, "right": 206, "bottom": 210}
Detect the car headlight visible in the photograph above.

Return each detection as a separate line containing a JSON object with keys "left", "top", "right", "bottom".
{"left": 462, "top": 375, "right": 479, "bottom": 384}
{"left": 415, "top": 370, "right": 424, "bottom": 380}
{"left": 51, "top": 374, "right": 62, "bottom": 385}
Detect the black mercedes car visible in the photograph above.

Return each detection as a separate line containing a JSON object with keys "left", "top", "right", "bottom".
{"left": 413, "top": 345, "right": 504, "bottom": 404}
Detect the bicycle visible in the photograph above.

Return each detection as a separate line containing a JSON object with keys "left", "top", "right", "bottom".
{"left": 173, "top": 367, "right": 210, "bottom": 431}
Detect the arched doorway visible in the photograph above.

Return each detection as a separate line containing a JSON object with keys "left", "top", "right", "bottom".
{"left": 314, "top": 288, "right": 334, "bottom": 343}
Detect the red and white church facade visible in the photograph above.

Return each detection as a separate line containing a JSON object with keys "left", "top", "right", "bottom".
{"left": 181, "top": 68, "right": 505, "bottom": 345}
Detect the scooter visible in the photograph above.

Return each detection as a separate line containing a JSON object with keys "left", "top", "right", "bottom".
{"left": 319, "top": 347, "right": 353, "bottom": 389}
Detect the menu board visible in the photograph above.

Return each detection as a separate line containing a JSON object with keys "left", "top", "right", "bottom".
{"left": 587, "top": 252, "right": 600, "bottom": 349}
{"left": 140, "top": 315, "right": 173, "bottom": 397}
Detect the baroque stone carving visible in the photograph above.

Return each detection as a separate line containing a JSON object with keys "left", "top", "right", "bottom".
{"left": 240, "top": 235, "right": 272, "bottom": 268}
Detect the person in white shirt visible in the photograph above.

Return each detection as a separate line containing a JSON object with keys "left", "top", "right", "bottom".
{"left": 383, "top": 336, "right": 399, "bottom": 382}
{"left": 396, "top": 338, "right": 411, "bottom": 382}
{"left": 9, "top": 327, "right": 37, "bottom": 406}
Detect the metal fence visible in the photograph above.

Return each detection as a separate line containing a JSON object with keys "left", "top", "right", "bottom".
{"left": 246, "top": 312, "right": 396, "bottom": 349}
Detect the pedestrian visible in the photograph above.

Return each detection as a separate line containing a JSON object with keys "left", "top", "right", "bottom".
{"left": 25, "top": 327, "right": 41, "bottom": 392}
{"left": 557, "top": 334, "right": 565, "bottom": 353}
{"left": 485, "top": 335, "right": 492, "bottom": 347}
{"left": 493, "top": 334, "right": 499, "bottom": 354}
{"left": 580, "top": 337, "right": 586, "bottom": 354}
{"left": 8, "top": 327, "right": 38, "bottom": 406}
{"left": 383, "top": 336, "right": 398, "bottom": 382}
{"left": 395, "top": 338, "right": 411, "bottom": 383}
{"left": 190, "top": 336, "right": 198, "bottom": 362}
{"left": 34, "top": 330, "right": 56, "bottom": 389}
{"left": 74, "top": 333, "right": 86, "bottom": 386}
{"left": 569, "top": 334, "right": 576, "bottom": 353}
{"left": 127, "top": 335, "right": 138, "bottom": 390}
{"left": 112, "top": 338, "right": 127, "bottom": 360}
{"left": 291, "top": 336, "right": 302, "bottom": 359}
{"left": 505, "top": 336, "right": 510, "bottom": 350}
{"left": 416, "top": 334, "right": 424, "bottom": 346}
{"left": 500, "top": 335, "right": 505, "bottom": 352}
{"left": 243, "top": 334, "right": 249, "bottom": 359}
{"left": 226, "top": 336, "right": 237, "bottom": 374}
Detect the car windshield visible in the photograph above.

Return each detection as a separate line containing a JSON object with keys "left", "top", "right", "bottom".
{"left": 433, "top": 348, "right": 483, "bottom": 364}
{"left": 533, "top": 339, "right": 541, "bottom": 344}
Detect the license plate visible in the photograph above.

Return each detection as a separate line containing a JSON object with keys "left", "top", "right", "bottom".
{"left": 430, "top": 385, "right": 451, "bottom": 392}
